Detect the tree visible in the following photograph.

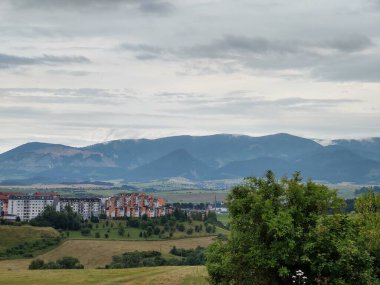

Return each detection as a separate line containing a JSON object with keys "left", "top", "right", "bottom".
{"left": 355, "top": 190, "right": 380, "bottom": 279}
{"left": 206, "top": 171, "right": 377, "bottom": 285}
{"left": 29, "top": 259, "right": 45, "bottom": 270}
{"left": 118, "top": 225, "right": 125, "bottom": 236}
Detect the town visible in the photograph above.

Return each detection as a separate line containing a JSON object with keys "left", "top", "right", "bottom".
{"left": 0, "top": 192, "right": 174, "bottom": 221}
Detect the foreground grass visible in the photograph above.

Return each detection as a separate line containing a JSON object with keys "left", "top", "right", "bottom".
{"left": 0, "top": 266, "right": 208, "bottom": 285}
{"left": 0, "top": 225, "right": 59, "bottom": 252}
{"left": 0, "top": 236, "right": 215, "bottom": 270}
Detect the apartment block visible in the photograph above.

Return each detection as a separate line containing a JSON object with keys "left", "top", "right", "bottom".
{"left": 8, "top": 195, "right": 60, "bottom": 221}
{"left": 59, "top": 197, "right": 101, "bottom": 219}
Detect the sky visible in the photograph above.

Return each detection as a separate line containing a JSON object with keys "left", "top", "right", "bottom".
{"left": 0, "top": 0, "right": 380, "bottom": 153}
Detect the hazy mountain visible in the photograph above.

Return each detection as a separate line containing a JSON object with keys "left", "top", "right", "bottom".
{"left": 84, "top": 133, "right": 322, "bottom": 169}
{"left": 218, "top": 157, "right": 290, "bottom": 178}
{"left": 0, "top": 133, "right": 379, "bottom": 184}
{"left": 293, "top": 146, "right": 380, "bottom": 183}
{"left": 126, "top": 149, "right": 215, "bottom": 181}
{"left": 333, "top": 138, "right": 380, "bottom": 161}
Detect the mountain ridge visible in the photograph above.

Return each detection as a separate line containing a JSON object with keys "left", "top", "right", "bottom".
{"left": 1, "top": 133, "right": 380, "bottom": 184}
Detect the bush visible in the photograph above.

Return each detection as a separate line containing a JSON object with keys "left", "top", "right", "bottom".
{"left": 176, "top": 223, "right": 185, "bottom": 232}
{"left": 118, "top": 226, "right": 125, "bottom": 236}
{"left": 29, "top": 256, "right": 84, "bottom": 270}
{"left": 29, "top": 259, "right": 44, "bottom": 269}
{"left": 81, "top": 228, "right": 91, "bottom": 236}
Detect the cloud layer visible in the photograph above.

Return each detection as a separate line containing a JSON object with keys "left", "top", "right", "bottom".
{"left": 0, "top": 0, "right": 379, "bottom": 152}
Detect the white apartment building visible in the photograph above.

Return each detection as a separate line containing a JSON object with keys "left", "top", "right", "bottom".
{"left": 8, "top": 195, "right": 59, "bottom": 221}
{"left": 59, "top": 198, "right": 101, "bottom": 219}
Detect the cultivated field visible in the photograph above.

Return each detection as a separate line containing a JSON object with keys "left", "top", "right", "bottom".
{"left": 0, "top": 266, "right": 209, "bottom": 285}
{"left": 0, "top": 236, "right": 215, "bottom": 270}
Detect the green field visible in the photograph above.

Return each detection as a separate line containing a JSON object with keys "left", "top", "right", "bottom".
{"left": 67, "top": 219, "right": 228, "bottom": 241}
{"left": 0, "top": 225, "right": 59, "bottom": 252}
{"left": 216, "top": 213, "right": 229, "bottom": 227}
{"left": 0, "top": 266, "right": 209, "bottom": 285}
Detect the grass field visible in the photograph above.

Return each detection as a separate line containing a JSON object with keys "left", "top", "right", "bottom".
{"left": 67, "top": 220, "right": 227, "bottom": 241}
{"left": 216, "top": 213, "right": 229, "bottom": 227}
{"left": 0, "top": 266, "right": 209, "bottom": 285}
{"left": 0, "top": 236, "right": 215, "bottom": 270}
{"left": 0, "top": 225, "right": 59, "bottom": 252}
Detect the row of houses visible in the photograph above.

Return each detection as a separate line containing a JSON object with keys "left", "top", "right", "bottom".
{"left": 105, "top": 193, "right": 172, "bottom": 218}
{"left": 0, "top": 192, "right": 170, "bottom": 221}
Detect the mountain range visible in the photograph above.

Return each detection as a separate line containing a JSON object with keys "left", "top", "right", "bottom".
{"left": 1, "top": 133, "right": 380, "bottom": 184}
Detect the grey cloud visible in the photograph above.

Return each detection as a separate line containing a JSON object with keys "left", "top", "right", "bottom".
{"left": 138, "top": 0, "right": 174, "bottom": 15}
{"left": 182, "top": 35, "right": 298, "bottom": 58}
{"left": 11, "top": 0, "right": 175, "bottom": 15}
{"left": 174, "top": 96, "right": 361, "bottom": 116}
{"left": 0, "top": 53, "right": 90, "bottom": 69}
{"left": 0, "top": 88, "right": 137, "bottom": 105}
{"left": 120, "top": 43, "right": 166, "bottom": 60}
{"left": 324, "top": 34, "right": 374, "bottom": 52}
{"left": 121, "top": 34, "right": 374, "bottom": 62}
{"left": 312, "top": 54, "right": 380, "bottom": 82}
{"left": 47, "top": 69, "right": 91, "bottom": 76}
{"left": 119, "top": 34, "right": 379, "bottom": 81}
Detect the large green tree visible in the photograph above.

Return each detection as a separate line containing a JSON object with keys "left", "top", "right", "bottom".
{"left": 206, "top": 171, "right": 377, "bottom": 285}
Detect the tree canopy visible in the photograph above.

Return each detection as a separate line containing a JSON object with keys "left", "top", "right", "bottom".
{"left": 206, "top": 171, "right": 379, "bottom": 285}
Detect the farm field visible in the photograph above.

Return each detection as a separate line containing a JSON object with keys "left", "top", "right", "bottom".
{"left": 0, "top": 225, "right": 59, "bottom": 252}
{"left": 0, "top": 236, "right": 215, "bottom": 270}
{"left": 0, "top": 266, "right": 209, "bottom": 285}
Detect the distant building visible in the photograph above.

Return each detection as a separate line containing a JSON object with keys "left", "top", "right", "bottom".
{"left": 105, "top": 193, "right": 170, "bottom": 218}
{"left": 8, "top": 195, "right": 60, "bottom": 221}
{"left": 0, "top": 192, "right": 22, "bottom": 216}
{"left": 59, "top": 197, "right": 101, "bottom": 219}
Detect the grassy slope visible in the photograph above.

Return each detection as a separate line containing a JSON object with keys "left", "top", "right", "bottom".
{"left": 216, "top": 213, "right": 229, "bottom": 227}
{"left": 67, "top": 220, "right": 227, "bottom": 240}
{"left": 0, "top": 225, "right": 59, "bottom": 252}
{"left": 0, "top": 266, "right": 209, "bottom": 285}
{"left": 0, "top": 236, "right": 215, "bottom": 270}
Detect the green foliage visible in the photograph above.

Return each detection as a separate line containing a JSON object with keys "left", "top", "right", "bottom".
{"left": 29, "top": 256, "right": 84, "bottom": 270}
{"left": 0, "top": 237, "right": 61, "bottom": 259}
{"left": 117, "top": 225, "right": 125, "bottom": 236}
{"left": 80, "top": 228, "right": 91, "bottom": 236}
{"left": 355, "top": 190, "right": 380, "bottom": 279}
{"left": 29, "top": 205, "right": 81, "bottom": 230}
{"left": 107, "top": 247, "right": 206, "bottom": 269}
{"left": 206, "top": 171, "right": 378, "bottom": 285}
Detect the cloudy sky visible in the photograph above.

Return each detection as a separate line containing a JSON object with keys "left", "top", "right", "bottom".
{"left": 0, "top": 0, "right": 380, "bottom": 153}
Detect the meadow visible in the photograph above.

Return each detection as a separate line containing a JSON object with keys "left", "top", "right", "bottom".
{"left": 66, "top": 219, "right": 228, "bottom": 241}
{"left": 0, "top": 236, "right": 216, "bottom": 270}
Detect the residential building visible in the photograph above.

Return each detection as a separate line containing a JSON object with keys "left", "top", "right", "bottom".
{"left": 59, "top": 197, "right": 101, "bottom": 219}
{"left": 105, "top": 193, "right": 171, "bottom": 218}
{"left": 8, "top": 195, "right": 59, "bottom": 221}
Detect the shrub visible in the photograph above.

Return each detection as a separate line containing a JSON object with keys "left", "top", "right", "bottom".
{"left": 81, "top": 228, "right": 91, "bottom": 236}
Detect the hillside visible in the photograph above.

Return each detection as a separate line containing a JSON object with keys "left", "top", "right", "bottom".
{"left": 0, "top": 225, "right": 59, "bottom": 252}
{"left": 0, "top": 133, "right": 380, "bottom": 183}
